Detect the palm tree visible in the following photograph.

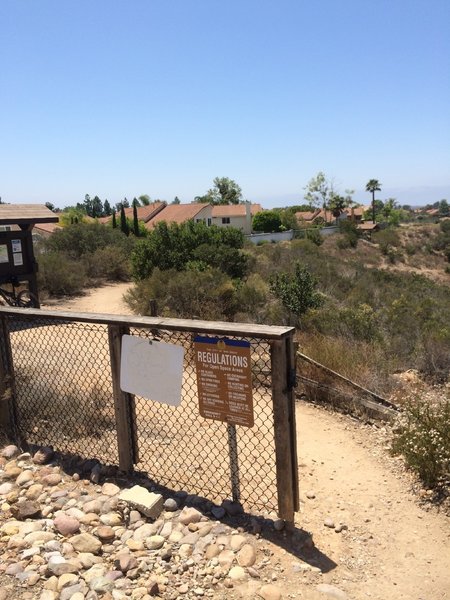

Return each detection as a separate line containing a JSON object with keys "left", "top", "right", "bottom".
{"left": 366, "top": 179, "right": 381, "bottom": 223}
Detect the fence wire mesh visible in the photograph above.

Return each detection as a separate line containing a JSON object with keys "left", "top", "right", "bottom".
{"left": 3, "top": 313, "right": 278, "bottom": 512}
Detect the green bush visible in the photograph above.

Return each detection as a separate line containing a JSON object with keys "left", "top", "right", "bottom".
{"left": 391, "top": 390, "right": 450, "bottom": 488}
{"left": 83, "top": 245, "right": 131, "bottom": 281}
{"left": 305, "top": 228, "right": 323, "bottom": 246}
{"left": 373, "top": 228, "right": 401, "bottom": 254}
{"left": 37, "top": 252, "right": 87, "bottom": 296}
{"left": 124, "top": 267, "right": 238, "bottom": 320}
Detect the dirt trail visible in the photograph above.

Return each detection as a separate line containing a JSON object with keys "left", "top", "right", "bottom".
{"left": 46, "top": 283, "right": 450, "bottom": 599}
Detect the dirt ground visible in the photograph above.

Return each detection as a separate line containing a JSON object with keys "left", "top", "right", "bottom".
{"left": 42, "top": 283, "right": 450, "bottom": 599}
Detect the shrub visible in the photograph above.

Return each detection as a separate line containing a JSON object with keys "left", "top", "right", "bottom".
{"left": 391, "top": 390, "right": 450, "bottom": 488}
{"left": 252, "top": 211, "right": 282, "bottom": 233}
{"left": 37, "top": 252, "right": 87, "bottom": 296}
{"left": 82, "top": 245, "right": 131, "bottom": 281}
{"left": 305, "top": 228, "right": 323, "bottom": 246}
{"left": 373, "top": 228, "right": 401, "bottom": 254}
{"left": 124, "top": 267, "right": 238, "bottom": 320}
{"left": 338, "top": 220, "right": 359, "bottom": 248}
{"left": 269, "top": 262, "right": 324, "bottom": 326}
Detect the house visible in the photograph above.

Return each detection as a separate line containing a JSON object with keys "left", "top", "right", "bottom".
{"left": 98, "top": 201, "right": 166, "bottom": 225}
{"left": 145, "top": 203, "right": 213, "bottom": 229}
{"left": 295, "top": 209, "right": 320, "bottom": 224}
{"left": 211, "top": 203, "right": 262, "bottom": 235}
{"left": 32, "top": 221, "right": 62, "bottom": 240}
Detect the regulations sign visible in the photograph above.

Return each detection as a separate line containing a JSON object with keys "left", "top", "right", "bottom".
{"left": 194, "top": 336, "right": 254, "bottom": 428}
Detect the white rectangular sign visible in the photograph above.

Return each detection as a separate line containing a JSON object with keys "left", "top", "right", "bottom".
{"left": 11, "top": 239, "right": 22, "bottom": 253}
{"left": 120, "top": 335, "right": 184, "bottom": 407}
{"left": 13, "top": 252, "right": 24, "bottom": 266}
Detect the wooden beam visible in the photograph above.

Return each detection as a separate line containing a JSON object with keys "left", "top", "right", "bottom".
{"left": 108, "top": 325, "right": 136, "bottom": 472}
{"left": 271, "top": 336, "right": 299, "bottom": 523}
{"left": 0, "top": 306, "right": 295, "bottom": 340}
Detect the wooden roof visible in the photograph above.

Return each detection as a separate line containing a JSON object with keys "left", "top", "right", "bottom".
{"left": 0, "top": 204, "right": 59, "bottom": 225}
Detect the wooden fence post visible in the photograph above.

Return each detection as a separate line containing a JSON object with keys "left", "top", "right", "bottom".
{"left": 0, "top": 316, "right": 20, "bottom": 444}
{"left": 108, "top": 325, "right": 138, "bottom": 472}
{"left": 271, "top": 334, "right": 299, "bottom": 523}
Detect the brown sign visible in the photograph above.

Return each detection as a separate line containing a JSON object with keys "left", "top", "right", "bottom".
{"left": 194, "top": 336, "right": 254, "bottom": 428}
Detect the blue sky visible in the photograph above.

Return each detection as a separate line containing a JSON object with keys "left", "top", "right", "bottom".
{"left": 1, "top": 0, "right": 449, "bottom": 209}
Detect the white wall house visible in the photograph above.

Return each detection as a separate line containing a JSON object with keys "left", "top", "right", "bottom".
{"left": 211, "top": 203, "right": 262, "bottom": 234}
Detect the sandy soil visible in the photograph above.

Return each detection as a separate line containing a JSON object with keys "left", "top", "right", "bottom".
{"left": 41, "top": 281, "right": 134, "bottom": 315}
{"left": 39, "top": 283, "right": 450, "bottom": 599}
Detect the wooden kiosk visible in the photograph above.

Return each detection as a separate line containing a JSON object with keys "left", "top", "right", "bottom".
{"left": 0, "top": 204, "right": 59, "bottom": 308}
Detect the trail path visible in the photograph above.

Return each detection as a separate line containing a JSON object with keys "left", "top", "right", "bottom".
{"left": 44, "top": 283, "right": 449, "bottom": 599}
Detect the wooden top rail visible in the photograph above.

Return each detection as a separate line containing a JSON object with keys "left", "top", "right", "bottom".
{"left": 0, "top": 306, "right": 295, "bottom": 340}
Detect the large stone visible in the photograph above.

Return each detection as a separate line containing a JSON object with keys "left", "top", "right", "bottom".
{"left": 101, "top": 482, "right": 120, "bottom": 496}
{"left": 11, "top": 501, "right": 42, "bottom": 520}
{"left": 118, "top": 486, "right": 163, "bottom": 519}
{"left": 228, "top": 566, "right": 247, "bottom": 581}
{"left": 16, "top": 470, "right": 34, "bottom": 487}
{"left": 0, "top": 482, "right": 14, "bottom": 495}
{"left": 178, "top": 506, "right": 202, "bottom": 525}
{"left": 1, "top": 445, "right": 20, "bottom": 459}
{"left": 54, "top": 514, "right": 80, "bottom": 536}
{"left": 97, "top": 526, "right": 115, "bottom": 542}
{"left": 230, "top": 534, "right": 247, "bottom": 551}
{"left": 42, "top": 473, "right": 62, "bottom": 486}
{"left": 257, "top": 584, "right": 282, "bottom": 600}
{"left": 47, "top": 556, "right": 79, "bottom": 577}
{"left": 99, "top": 512, "right": 122, "bottom": 526}
{"left": 237, "top": 543, "right": 257, "bottom": 567}
{"left": 145, "top": 535, "right": 165, "bottom": 550}
{"left": 71, "top": 533, "right": 102, "bottom": 554}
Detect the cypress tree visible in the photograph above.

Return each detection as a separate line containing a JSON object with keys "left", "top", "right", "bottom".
{"left": 112, "top": 210, "right": 117, "bottom": 228}
{"left": 120, "top": 204, "right": 129, "bottom": 236}
{"left": 133, "top": 200, "right": 139, "bottom": 236}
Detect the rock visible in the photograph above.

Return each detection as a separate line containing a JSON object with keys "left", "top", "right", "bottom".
{"left": 324, "top": 518, "right": 335, "bottom": 529}
{"left": 90, "top": 464, "right": 102, "bottom": 484}
{"left": 145, "top": 535, "right": 165, "bottom": 550}
{"left": 147, "top": 581, "right": 159, "bottom": 596}
{"left": 316, "top": 583, "right": 348, "bottom": 599}
{"left": 273, "top": 519, "right": 285, "bottom": 531}
{"left": 221, "top": 500, "right": 244, "bottom": 517}
{"left": 115, "top": 555, "right": 138, "bottom": 573}
{"left": 16, "top": 470, "right": 34, "bottom": 487}
{"left": 178, "top": 506, "right": 202, "bottom": 525}
{"left": 89, "top": 576, "right": 114, "bottom": 593}
{"left": 237, "top": 543, "right": 257, "bottom": 567}
{"left": 0, "top": 482, "right": 14, "bottom": 495}
{"left": 57, "top": 573, "right": 79, "bottom": 591}
{"left": 205, "top": 543, "right": 220, "bottom": 559}
{"left": 230, "top": 534, "right": 247, "bottom": 551}
{"left": 163, "top": 498, "right": 178, "bottom": 512}
{"left": 306, "top": 490, "right": 316, "bottom": 499}
{"left": 97, "top": 526, "right": 115, "bottom": 542}
{"left": 228, "top": 566, "right": 247, "bottom": 581}
{"left": 334, "top": 524, "right": 348, "bottom": 533}
{"left": 118, "top": 486, "right": 163, "bottom": 519}
{"left": 1, "top": 445, "right": 20, "bottom": 459}
{"left": 39, "top": 591, "right": 58, "bottom": 600}
{"left": 1, "top": 466, "right": 21, "bottom": 480}
{"left": 25, "top": 483, "right": 44, "bottom": 500}
{"left": 53, "top": 514, "right": 80, "bottom": 536}
{"left": 102, "top": 482, "right": 120, "bottom": 496}
{"left": 10, "top": 500, "right": 41, "bottom": 520}
{"left": 71, "top": 533, "right": 102, "bottom": 554}
{"left": 100, "top": 512, "right": 122, "bottom": 526}
{"left": 211, "top": 506, "right": 226, "bottom": 520}
{"left": 47, "top": 556, "right": 79, "bottom": 577}
{"left": 42, "top": 474, "right": 62, "bottom": 487}
{"left": 33, "top": 447, "right": 54, "bottom": 465}
{"left": 257, "top": 584, "right": 283, "bottom": 600}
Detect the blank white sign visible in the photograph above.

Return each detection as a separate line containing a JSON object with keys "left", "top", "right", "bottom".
{"left": 120, "top": 335, "right": 185, "bottom": 406}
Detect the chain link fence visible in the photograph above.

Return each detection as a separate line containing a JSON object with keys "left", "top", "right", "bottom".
{"left": 0, "top": 308, "right": 297, "bottom": 517}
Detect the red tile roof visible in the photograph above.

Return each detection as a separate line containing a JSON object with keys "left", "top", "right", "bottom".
{"left": 98, "top": 202, "right": 166, "bottom": 224}
{"left": 146, "top": 203, "right": 210, "bottom": 228}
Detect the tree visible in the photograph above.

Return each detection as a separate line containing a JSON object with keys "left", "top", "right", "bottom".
{"left": 198, "top": 177, "right": 243, "bottom": 205}
{"left": 132, "top": 199, "right": 139, "bottom": 237}
{"left": 329, "top": 194, "right": 347, "bottom": 219}
{"left": 120, "top": 204, "right": 129, "bottom": 236}
{"left": 439, "top": 199, "right": 449, "bottom": 216}
{"left": 139, "top": 195, "right": 151, "bottom": 206}
{"left": 366, "top": 179, "right": 381, "bottom": 223}
{"left": 252, "top": 211, "right": 282, "bottom": 233}
{"left": 172, "top": 196, "right": 181, "bottom": 204}
{"left": 91, "top": 196, "right": 103, "bottom": 218}
{"left": 45, "top": 202, "right": 56, "bottom": 212}
{"left": 269, "top": 262, "right": 324, "bottom": 324}
{"left": 131, "top": 221, "right": 247, "bottom": 280}
{"left": 112, "top": 210, "right": 117, "bottom": 229}
{"left": 103, "top": 200, "right": 112, "bottom": 216}
{"left": 304, "top": 172, "right": 334, "bottom": 222}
